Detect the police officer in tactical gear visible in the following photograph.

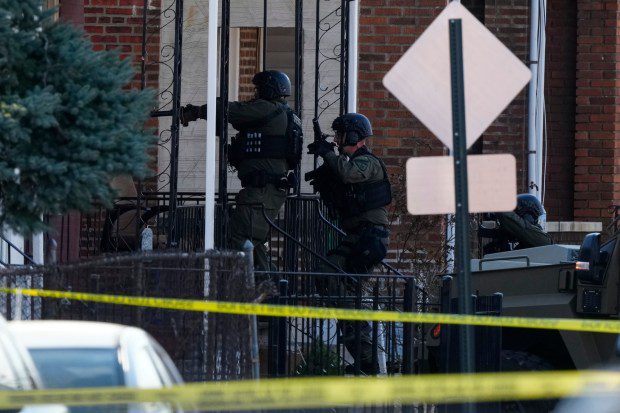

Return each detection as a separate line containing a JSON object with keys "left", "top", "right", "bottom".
{"left": 180, "top": 70, "right": 303, "bottom": 271}
{"left": 307, "top": 112, "right": 391, "bottom": 374}
{"left": 480, "top": 193, "right": 552, "bottom": 254}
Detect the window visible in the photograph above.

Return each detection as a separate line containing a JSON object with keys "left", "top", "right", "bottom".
{"left": 29, "top": 348, "right": 125, "bottom": 388}
{"left": 262, "top": 27, "right": 297, "bottom": 106}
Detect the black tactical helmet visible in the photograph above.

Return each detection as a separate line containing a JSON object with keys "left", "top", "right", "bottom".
{"left": 515, "top": 193, "right": 546, "bottom": 224}
{"left": 331, "top": 113, "right": 373, "bottom": 146}
{"left": 252, "top": 70, "right": 291, "bottom": 100}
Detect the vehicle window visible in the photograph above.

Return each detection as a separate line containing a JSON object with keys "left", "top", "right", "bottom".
{"left": 131, "top": 346, "right": 165, "bottom": 388}
{"left": 147, "top": 347, "right": 168, "bottom": 384}
{"left": 29, "top": 348, "right": 124, "bottom": 388}
{"left": 151, "top": 343, "right": 183, "bottom": 385}
{"left": 600, "top": 239, "right": 616, "bottom": 270}
{"left": 0, "top": 337, "right": 19, "bottom": 390}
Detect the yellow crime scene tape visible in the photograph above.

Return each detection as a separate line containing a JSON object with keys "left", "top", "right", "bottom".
{"left": 2, "top": 286, "right": 620, "bottom": 334}
{"left": 2, "top": 371, "right": 620, "bottom": 410}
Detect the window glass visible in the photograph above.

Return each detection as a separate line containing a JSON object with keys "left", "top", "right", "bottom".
{"left": 145, "top": 346, "right": 169, "bottom": 385}
{"left": 152, "top": 344, "right": 182, "bottom": 384}
{"left": 0, "top": 337, "right": 19, "bottom": 390}
{"left": 600, "top": 239, "right": 616, "bottom": 270}
{"left": 600, "top": 239, "right": 615, "bottom": 257}
{"left": 131, "top": 346, "right": 164, "bottom": 388}
{"left": 29, "top": 348, "right": 124, "bottom": 388}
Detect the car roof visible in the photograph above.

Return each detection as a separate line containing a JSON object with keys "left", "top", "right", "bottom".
{"left": 8, "top": 321, "right": 148, "bottom": 349}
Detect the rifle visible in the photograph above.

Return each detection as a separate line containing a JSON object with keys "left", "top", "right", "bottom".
{"left": 305, "top": 118, "right": 331, "bottom": 182}
{"left": 312, "top": 117, "right": 330, "bottom": 143}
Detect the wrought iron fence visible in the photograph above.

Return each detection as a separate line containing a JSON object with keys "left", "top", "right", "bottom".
{"left": 36, "top": 193, "right": 443, "bottom": 380}
{"left": 72, "top": 192, "right": 205, "bottom": 259}
{"left": 73, "top": 194, "right": 346, "bottom": 264}
{"left": 0, "top": 251, "right": 254, "bottom": 382}
{"left": 437, "top": 275, "right": 503, "bottom": 413}
{"left": 0, "top": 257, "right": 439, "bottom": 382}
{"left": 263, "top": 271, "right": 436, "bottom": 377}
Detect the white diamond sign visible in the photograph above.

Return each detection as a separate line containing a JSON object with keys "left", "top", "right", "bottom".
{"left": 382, "top": 2, "right": 531, "bottom": 150}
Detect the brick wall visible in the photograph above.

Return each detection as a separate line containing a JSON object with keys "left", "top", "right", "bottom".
{"left": 544, "top": 0, "right": 577, "bottom": 221}
{"left": 82, "top": 0, "right": 161, "bottom": 93}
{"left": 574, "top": 0, "right": 619, "bottom": 224}
{"left": 357, "top": 0, "right": 538, "bottom": 270}
{"left": 238, "top": 28, "right": 261, "bottom": 101}
{"left": 82, "top": 0, "right": 161, "bottom": 183}
{"left": 59, "top": 0, "right": 83, "bottom": 26}
{"left": 481, "top": 1, "right": 529, "bottom": 192}
{"left": 358, "top": 0, "right": 448, "bottom": 270}
{"left": 358, "top": 0, "right": 447, "bottom": 172}
{"left": 359, "top": 1, "right": 617, "bottom": 238}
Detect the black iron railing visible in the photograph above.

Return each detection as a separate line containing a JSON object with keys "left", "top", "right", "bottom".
{"left": 263, "top": 271, "right": 436, "bottom": 377}
{"left": 35, "top": 193, "right": 441, "bottom": 379}
{"left": 0, "top": 253, "right": 438, "bottom": 381}
{"left": 0, "top": 252, "right": 253, "bottom": 382}
{"left": 0, "top": 235, "right": 36, "bottom": 267}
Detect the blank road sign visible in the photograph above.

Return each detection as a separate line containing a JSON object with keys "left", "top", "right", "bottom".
{"left": 383, "top": 2, "right": 531, "bottom": 151}
{"left": 406, "top": 154, "right": 517, "bottom": 215}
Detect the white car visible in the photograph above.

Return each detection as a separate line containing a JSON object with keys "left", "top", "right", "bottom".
{"left": 8, "top": 321, "right": 184, "bottom": 412}
{"left": 0, "top": 316, "right": 67, "bottom": 413}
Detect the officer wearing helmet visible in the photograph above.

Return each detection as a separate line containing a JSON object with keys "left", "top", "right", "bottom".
{"left": 480, "top": 193, "right": 552, "bottom": 254}
{"left": 179, "top": 70, "right": 303, "bottom": 271}
{"left": 306, "top": 112, "right": 391, "bottom": 374}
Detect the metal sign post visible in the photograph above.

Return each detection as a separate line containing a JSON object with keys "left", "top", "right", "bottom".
{"left": 449, "top": 18, "right": 475, "bottom": 380}
{"left": 382, "top": 5, "right": 531, "bottom": 406}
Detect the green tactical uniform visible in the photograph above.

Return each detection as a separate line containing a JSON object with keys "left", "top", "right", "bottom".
{"left": 496, "top": 211, "right": 552, "bottom": 248}
{"left": 227, "top": 98, "right": 290, "bottom": 272}
{"left": 181, "top": 70, "right": 298, "bottom": 271}
{"left": 481, "top": 211, "right": 552, "bottom": 254}
{"left": 323, "top": 148, "right": 389, "bottom": 233}
{"left": 320, "top": 146, "right": 390, "bottom": 374}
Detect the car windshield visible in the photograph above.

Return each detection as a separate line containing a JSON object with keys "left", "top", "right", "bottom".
{"left": 29, "top": 348, "right": 124, "bottom": 388}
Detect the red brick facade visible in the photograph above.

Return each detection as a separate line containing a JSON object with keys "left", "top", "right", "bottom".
{"left": 59, "top": 0, "right": 620, "bottom": 243}
{"left": 359, "top": 0, "right": 619, "bottom": 227}
{"left": 81, "top": 0, "right": 160, "bottom": 94}
{"left": 59, "top": 0, "right": 83, "bottom": 26}
{"left": 479, "top": 2, "right": 529, "bottom": 187}
{"left": 545, "top": 0, "right": 577, "bottom": 221}
{"left": 238, "top": 28, "right": 261, "bottom": 101}
{"left": 574, "top": 0, "right": 619, "bottom": 221}
{"left": 358, "top": 0, "right": 447, "bottom": 177}
{"left": 358, "top": 1, "right": 448, "bottom": 267}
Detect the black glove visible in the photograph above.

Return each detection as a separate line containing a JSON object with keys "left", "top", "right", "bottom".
{"left": 285, "top": 171, "right": 297, "bottom": 188}
{"left": 304, "top": 169, "right": 317, "bottom": 182}
{"left": 307, "top": 140, "right": 335, "bottom": 157}
{"left": 180, "top": 104, "right": 203, "bottom": 127}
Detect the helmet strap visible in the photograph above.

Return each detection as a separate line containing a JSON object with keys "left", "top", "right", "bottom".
{"left": 339, "top": 139, "right": 366, "bottom": 156}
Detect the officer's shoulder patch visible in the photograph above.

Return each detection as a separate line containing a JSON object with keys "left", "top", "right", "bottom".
{"left": 354, "top": 156, "right": 371, "bottom": 171}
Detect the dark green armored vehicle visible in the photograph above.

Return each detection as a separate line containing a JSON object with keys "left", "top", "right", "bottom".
{"left": 461, "top": 230, "right": 620, "bottom": 369}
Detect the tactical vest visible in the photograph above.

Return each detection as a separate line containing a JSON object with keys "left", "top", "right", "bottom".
{"left": 340, "top": 149, "right": 392, "bottom": 218}
{"left": 228, "top": 103, "right": 303, "bottom": 170}
{"left": 312, "top": 148, "right": 392, "bottom": 219}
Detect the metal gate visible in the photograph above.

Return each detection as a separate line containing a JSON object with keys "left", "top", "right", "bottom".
{"left": 138, "top": 0, "right": 353, "bottom": 248}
